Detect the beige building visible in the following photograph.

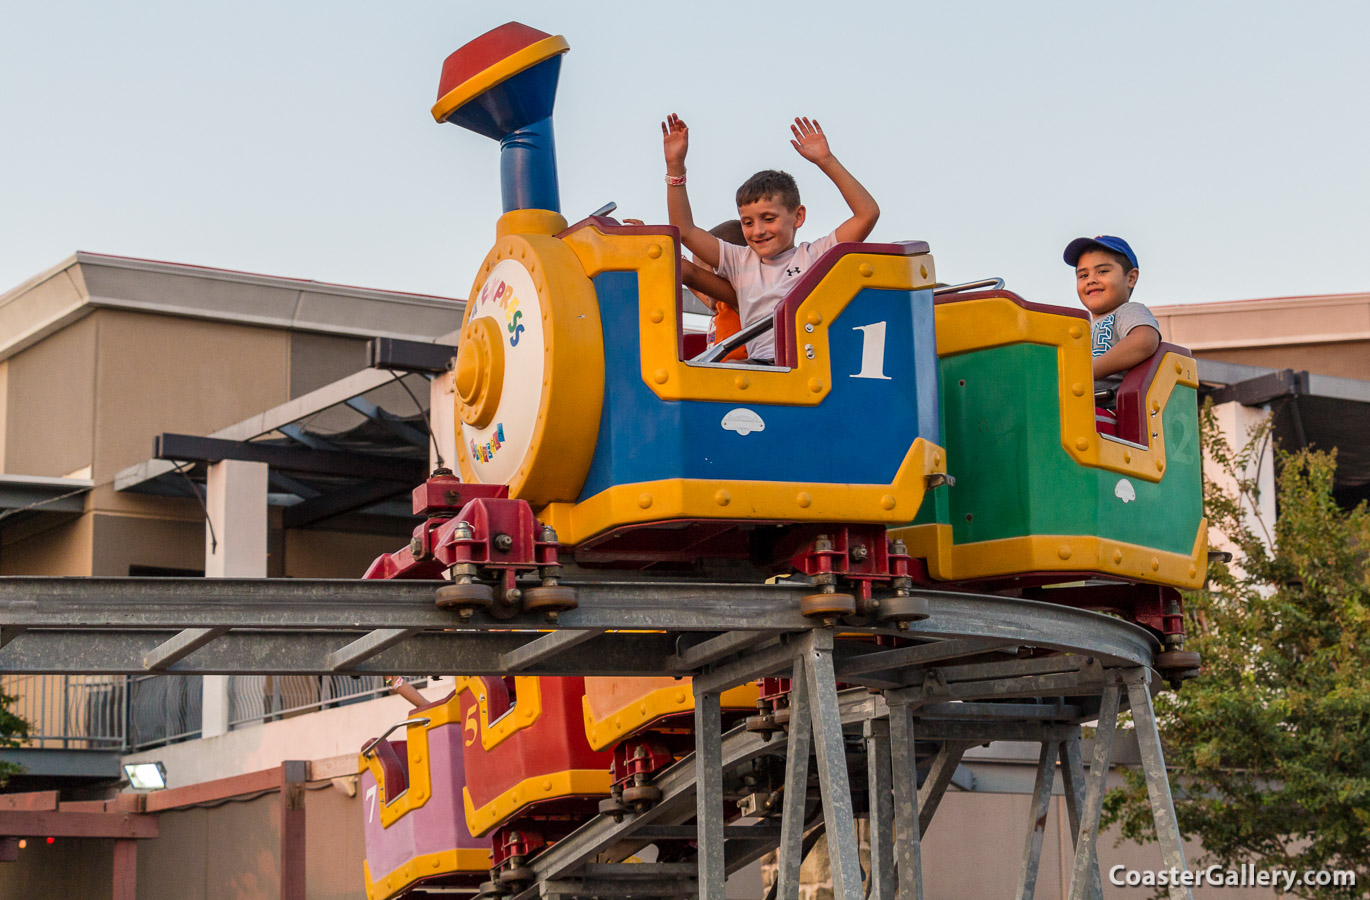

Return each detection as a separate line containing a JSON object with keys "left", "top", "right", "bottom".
{"left": 1155, "top": 291, "right": 1370, "bottom": 380}
{"left": 1, "top": 256, "right": 1365, "bottom": 898}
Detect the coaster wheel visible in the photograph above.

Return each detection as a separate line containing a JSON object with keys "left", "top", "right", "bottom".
{"left": 876, "top": 594, "right": 931, "bottom": 624}
{"left": 436, "top": 582, "right": 494, "bottom": 613}
{"left": 524, "top": 584, "right": 579, "bottom": 614}
{"left": 801, "top": 592, "right": 856, "bottom": 619}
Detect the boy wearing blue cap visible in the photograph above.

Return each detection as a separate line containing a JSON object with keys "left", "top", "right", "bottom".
{"left": 1063, "top": 235, "right": 1160, "bottom": 394}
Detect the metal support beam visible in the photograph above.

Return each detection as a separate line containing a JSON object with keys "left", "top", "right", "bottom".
{"left": 887, "top": 697, "right": 924, "bottom": 900}
{"left": 776, "top": 659, "right": 812, "bottom": 900}
{"left": 154, "top": 432, "right": 425, "bottom": 483}
{"left": 1067, "top": 684, "right": 1120, "bottom": 900}
{"left": 343, "top": 396, "right": 430, "bottom": 449}
{"left": 142, "top": 626, "right": 229, "bottom": 671}
{"left": 1014, "top": 741, "right": 1060, "bottom": 900}
{"left": 1058, "top": 738, "right": 1101, "bottom": 900}
{"left": 500, "top": 629, "right": 604, "bottom": 672}
{"left": 865, "top": 717, "right": 895, "bottom": 900}
{"left": 836, "top": 638, "right": 1016, "bottom": 677}
{"left": 367, "top": 337, "right": 457, "bottom": 375}
{"left": 326, "top": 628, "right": 422, "bottom": 671}
{"left": 692, "top": 636, "right": 800, "bottom": 694}
{"left": 692, "top": 686, "right": 725, "bottom": 900}
{"left": 670, "top": 630, "right": 785, "bottom": 671}
{"left": 281, "top": 479, "right": 411, "bottom": 528}
{"left": 803, "top": 631, "right": 863, "bottom": 900}
{"left": 917, "top": 741, "right": 972, "bottom": 835}
{"left": 1126, "top": 669, "right": 1192, "bottom": 900}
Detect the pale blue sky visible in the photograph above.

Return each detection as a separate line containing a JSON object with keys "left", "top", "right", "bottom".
{"left": 3, "top": 1, "right": 1367, "bottom": 309}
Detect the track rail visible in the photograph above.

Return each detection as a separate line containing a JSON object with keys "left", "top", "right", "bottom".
{"left": 0, "top": 577, "right": 1156, "bottom": 676}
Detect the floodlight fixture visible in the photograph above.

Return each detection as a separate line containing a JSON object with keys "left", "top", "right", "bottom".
{"left": 123, "top": 761, "right": 167, "bottom": 790}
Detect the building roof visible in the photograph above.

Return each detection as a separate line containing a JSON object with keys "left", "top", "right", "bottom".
{"left": 0, "top": 251, "right": 465, "bottom": 364}
{"left": 1153, "top": 290, "right": 1370, "bottom": 352}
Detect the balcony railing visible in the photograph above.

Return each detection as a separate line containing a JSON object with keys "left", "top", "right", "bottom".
{"left": 1, "top": 673, "right": 401, "bottom": 753}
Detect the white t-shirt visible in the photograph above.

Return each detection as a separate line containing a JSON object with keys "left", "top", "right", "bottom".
{"left": 714, "top": 231, "right": 840, "bottom": 361}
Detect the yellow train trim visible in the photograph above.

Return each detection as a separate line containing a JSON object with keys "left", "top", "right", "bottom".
{"left": 539, "top": 437, "right": 946, "bottom": 547}
{"left": 463, "top": 768, "right": 614, "bottom": 838}
{"left": 432, "top": 34, "right": 570, "bottom": 124}
{"left": 358, "top": 714, "right": 434, "bottom": 829}
{"left": 363, "top": 848, "right": 492, "bottom": 900}
{"left": 560, "top": 223, "right": 936, "bottom": 406}
{"left": 933, "top": 297, "right": 1199, "bottom": 483}
{"left": 896, "top": 519, "right": 1209, "bottom": 590}
{"left": 581, "top": 682, "right": 760, "bottom": 751}
{"left": 448, "top": 675, "right": 543, "bottom": 751}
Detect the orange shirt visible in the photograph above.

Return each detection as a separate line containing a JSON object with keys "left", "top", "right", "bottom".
{"left": 707, "top": 304, "right": 747, "bottom": 362}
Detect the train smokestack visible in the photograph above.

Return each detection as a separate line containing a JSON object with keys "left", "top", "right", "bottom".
{"left": 432, "top": 22, "right": 569, "bottom": 215}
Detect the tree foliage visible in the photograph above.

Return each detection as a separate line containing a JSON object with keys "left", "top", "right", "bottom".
{"left": 0, "top": 684, "right": 28, "bottom": 786}
{"left": 1104, "top": 404, "right": 1370, "bottom": 897}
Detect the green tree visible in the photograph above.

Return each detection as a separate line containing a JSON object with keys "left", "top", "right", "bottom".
{"left": 1104, "top": 405, "right": 1370, "bottom": 897}
{"left": 0, "top": 684, "right": 28, "bottom": 785}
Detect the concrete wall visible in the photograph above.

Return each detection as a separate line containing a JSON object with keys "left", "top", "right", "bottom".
{"left": 1194, "top": 342, "right": 1370, "bottom": 380}
{"left": 3, "top": 315, "right": 96, "bottom": 479}
{"left": 0, "top": 513, "right": 94, "bottom": 576}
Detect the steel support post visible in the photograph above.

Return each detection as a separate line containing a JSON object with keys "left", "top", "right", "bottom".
{"left": 886, "top": 697, "right": 924, "bottom": 900}
{"left": 776, "top": 659, "right": 812, "bottom": 900}
{"left": 1066, "top": 684, "right": 1119, "bottom": 900}
{"left": 1058, "top": 738, "right": 1102, "bottom": 900}
{"left": 802, "top": 631, "right": 864, "bottom": 900}
{"left": 1014, "top": 740, "right": 1060, "bottom": 900}
{"left": 865, "top": 717, "right": 895, "bottom": 900}
{"left": 916, "top": 741, "right": 970, "bottom": 835}
{"left": 1125, "top": 669, "right": 1192, "bottom": 900}
{"left": 693, "top": 683, "right": 726, "bottom": 900}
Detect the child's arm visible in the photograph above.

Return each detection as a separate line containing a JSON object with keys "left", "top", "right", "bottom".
{"left": 682, "top": 260, "right": 738, "bottom": 310}
{"left": 1093, "top": 325, "right": 1161, "bottom": 379}
{"left": 790, "top": 117, "right": 880, "bottom": 243}
{"left": 663, "top": 114, "right": 721, "bottom": 268}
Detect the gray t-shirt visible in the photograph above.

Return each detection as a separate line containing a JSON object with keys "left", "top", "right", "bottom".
{"left": 1092, "top": 301, "right": 1160, "bottom": 395}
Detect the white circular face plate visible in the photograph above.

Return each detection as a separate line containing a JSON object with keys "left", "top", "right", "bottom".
{"left": 461, "top": 259, "right": 545, "bottom": 485}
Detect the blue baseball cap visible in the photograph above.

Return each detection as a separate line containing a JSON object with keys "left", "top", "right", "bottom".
{"left": 1064, "top": 235, "right": 1138, "bottom": 269}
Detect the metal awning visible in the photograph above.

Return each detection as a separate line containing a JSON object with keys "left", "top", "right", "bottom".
{"left": 0, "top": 474, "right": 93, "bottom": 537}
{"left": 114, "top": 339, "right": 456, "bottom": 532}
{"left": 1199, "top": 359, "right": 1370, "bottom": 508}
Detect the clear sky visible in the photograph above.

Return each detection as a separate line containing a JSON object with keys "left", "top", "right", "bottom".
{"left": 3, "top": 1, "right": 1367, "bottom": 309}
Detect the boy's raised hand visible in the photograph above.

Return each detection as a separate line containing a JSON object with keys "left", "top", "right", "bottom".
{"left": 662, "top": 113, "right": 689, "bottom": 169}
{"left": 790, "top": 117, "right": 833, "bottom": 165}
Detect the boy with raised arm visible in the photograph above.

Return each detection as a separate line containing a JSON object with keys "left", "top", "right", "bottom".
{"left": 662, "top": 114, "right": 880, "bottom": 363}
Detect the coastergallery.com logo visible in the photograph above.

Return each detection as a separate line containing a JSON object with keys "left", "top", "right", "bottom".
{"left": 1109, "top": 865, "right": 1356, "bottom": 891}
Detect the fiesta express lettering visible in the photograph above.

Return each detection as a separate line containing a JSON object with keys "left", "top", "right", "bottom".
{"left": 479, "top": 277, "right": 525, "bottom": 347}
